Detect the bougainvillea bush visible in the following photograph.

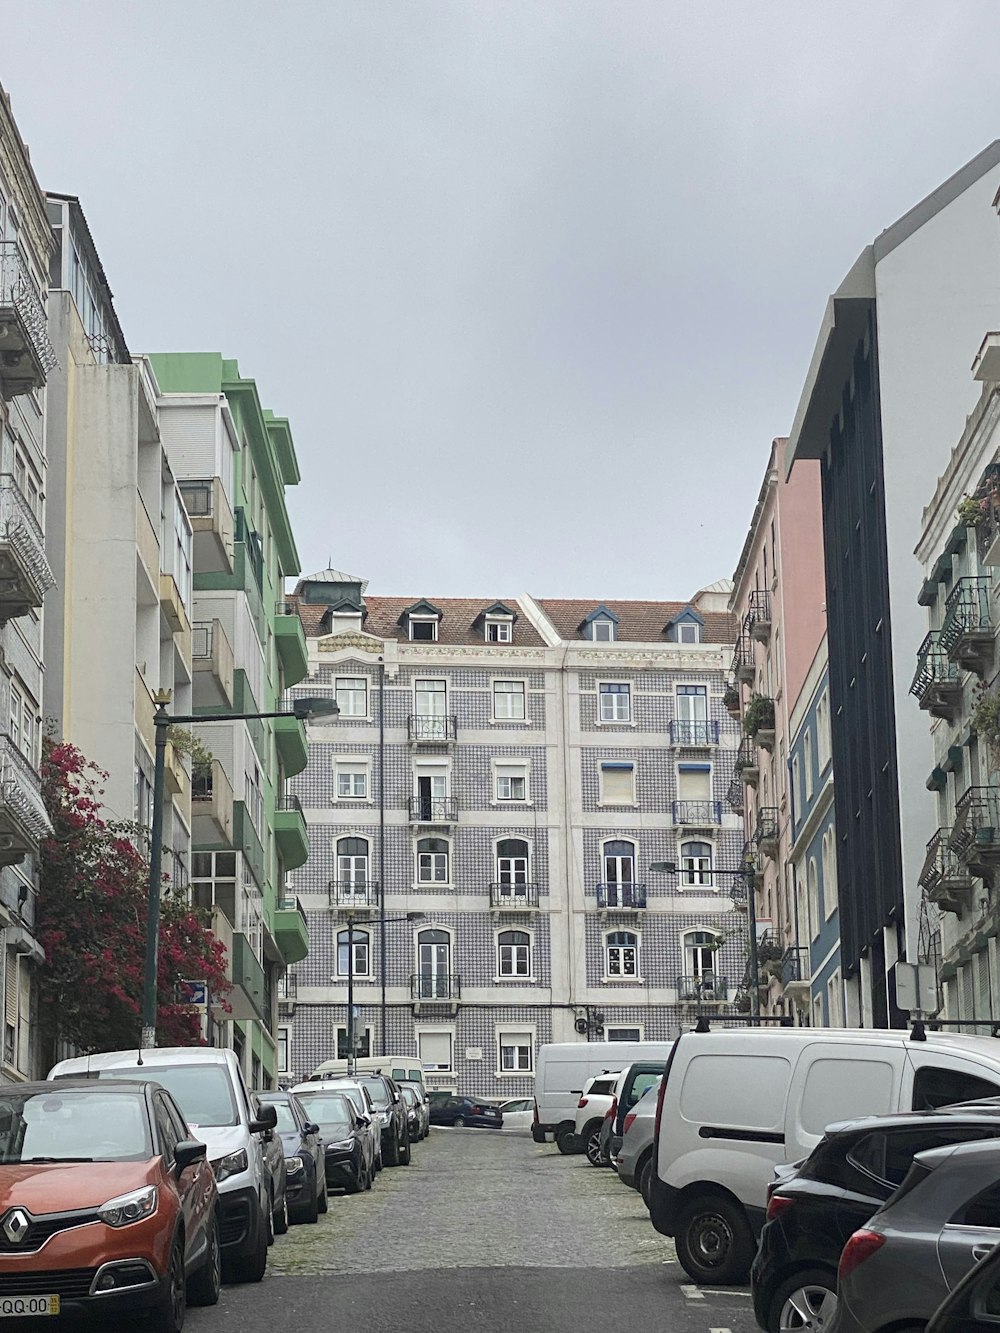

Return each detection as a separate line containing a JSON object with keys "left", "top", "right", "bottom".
{"left": 36, "top": 738, "right": 230, "bottom": 1061}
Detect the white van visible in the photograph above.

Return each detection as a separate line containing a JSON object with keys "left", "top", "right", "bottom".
{"left": 308, "top": 1054, "right": 426, "bottom": 1092}
{"left": 533, "top": 1041, "right": 673, "bottom": 1153}
{"left": 649, "top": 1025, "right": 1000, "bottom": 1286}
{"left": 49, "top": 1047, "right": 276, "bottom": 1282}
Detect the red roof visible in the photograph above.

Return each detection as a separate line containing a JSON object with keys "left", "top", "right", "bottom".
{"left": 536, "top": 599, "right": 735, "bottom": 644}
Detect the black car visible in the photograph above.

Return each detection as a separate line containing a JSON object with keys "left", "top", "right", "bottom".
{"left": 257, "top": 1090, "right": 327, "bottom": 1224}
{"left": 751, "top": 1106, "right": 1000, "bottom": 1333}
{"left": 298, "top": 1089, "right": 373, "bottom": 1194}
{"left": 354, "top": 1074, "right": 411, "bottom": 1166}
{"left": 429, "top": 1095, "right": 503, "bottom": 1129}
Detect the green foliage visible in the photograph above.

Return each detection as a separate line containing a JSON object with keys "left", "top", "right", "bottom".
{"left": 972, "top": 687, "right": 1000, "bottom": 765}
{"left": 166, "top": 726, "right": 213, "bottom": 777}
{"left": 957, "top": 494, "right": 991, "bottom": 528}
{"left": 723, "top": 684, "right": 740, "bottom": 712}
{"left": 743, "top": 693, "right": 775, "bottom": 738}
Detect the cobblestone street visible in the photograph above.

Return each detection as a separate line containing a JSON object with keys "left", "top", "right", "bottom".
{"left": 187, "top": 1130, "right": 757, "bottom": 1333}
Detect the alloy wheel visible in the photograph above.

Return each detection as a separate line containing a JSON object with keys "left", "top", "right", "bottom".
{"left": 779, "top": 1284, "right": 837, "bottom": 1331}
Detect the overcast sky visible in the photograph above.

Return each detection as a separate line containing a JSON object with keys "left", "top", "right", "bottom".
{"left": 4, "top": 2, "right": 1000, "bottom": 599}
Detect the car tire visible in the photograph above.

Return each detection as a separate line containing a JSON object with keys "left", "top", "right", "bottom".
{"left": 453, "top": 1116, "right": 465, "bottom": 1128}
{"left": 675, "top": 1195, "right": 755, "bottom": 1286}
{"left": 583, "top": 1120, "right": 605, "bottom": 1167}
{"left": 187, "top": 1215, "right": 221, "bottom": 1307}
{"left": 400, "top": 1133, "right": 411, "bottom": 1165}
{"left": 301, "top": 1182, "right": 320, "bottom": 1224}
{"left": 227, "top": 1210, "right": 269, "bottom": 1283}
{"left": 766, "top": 1268, "right": 837, "bottom": 1333}
{"left": 317, "top": 1177, "right": 328, "bottom": 1214}
{"left": 265, "top": 1187, "right": 275, "bottom": 1247}
{"left": 638, "top": 1155, "right": 653, "bottom": 1208}
{"left": 153, "top": 1236, "right": 186, "bottom": 1333}
{"left": 555, "top": 1125, "right": 578, "bottom": 1154}
{"left": 273, "top": 1190, "right": 289, "bottom": 1236}
{"left": 385, "top": 1133, "right": 400, "bottom": 1165}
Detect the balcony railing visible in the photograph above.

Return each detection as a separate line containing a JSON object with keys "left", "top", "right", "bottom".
{"left": 974, "top": 462, "right": 1000, "bottom": 567}
{"left": 410, "top": 974, "right": 461, "bottom": 1001}
{"left": 726, "top": 771, "right": 744, "bottom": 815}
{"left": 910, "top": 631, "right": 962, "bottom": 718}
{"left": 951, "top": 788, "right": 1000, "bottom": 863}
{"left": 278, "top": 972, "right": 298, "bottom": 1001}
{"left": 676, "top": 974, "right": 730, "bottom": 1003}
{"left": 669, "top": 719, "right": 719, "bottom": 747}
{"left": 489, "top": 881, "right": 540, "bottom": 910}
{"left": 919, "top": 827, "right": 974, "bottom": 912}
{"left": 235, "top": 506, "right": 263, "bottom": 593}
{"left": 745, "top": 590, "right": 772, "bottom": 643}
{"left": 0, "top": 735, "right": 52, "bottom": 863}
{"left": 327, "top": 879, "right": 381, "bottom": 910}
{"left": 0, "top": 476, "right": 56, "bottom": 620}
{"left": 779, "top": 947, "right": 810, "bottom": 989}
{"left": 734, "top": 736, "right": 759, "bottom": 787}
{"left": 672, "top": 800, "right": 722, "bottom": 826}
{"left": 940, "top": 576, "right": 993, "bottom": 673}
{"left": 277, "top": 793, "right": 304, "bottom": 818}
{"left": 0, "top": 243, "right": 56, "bottom": 397}
{"left": 596, "top": 883, "right": 648, "bottom": 910}
{"left": 407, "top": 796, "right": 458, "bottom": 824}
{"left": 754, "top": 807, "right": 780, "bottom": 852}
{"left": 407, "top": 714, "right": 457, "bottom": 744}
{"left": 731, "top": 634, "right": 755, "bottom": 683}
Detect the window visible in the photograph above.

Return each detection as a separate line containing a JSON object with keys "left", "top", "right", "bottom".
{"left": 498, "top": 1031, "right": 533, "bottom": 1072}
{"left": 245, "top": 760, "right": 263, "bottom": 835}
{"left": 409, "top": 618, "right": 437, "bottom": 641}
{"left": 683, "top": 929, "right": 719, "bottom": 983}
{"left": 337, "top": 1026, "right": 372, "bottom": 1059}
{"left": 804, "top": 728, "right": 814, "bottom": 800}
{"left": 822, "top": 829, "right": 838, "bottom": 919}
{"left": 493, "top": 679, "right": 525, "bottom": 721}
{"left": 485, "top": 620, "right": 512, "bottom": 643}
{"left": 8, "top": 682, "right": 35, "bottom": 765}
{"left": 602, "top": 839, "right": 636, "bottom": 894}
{"left": 952, "top": 1180, "right": 1000, "bottom": 1229}
{"left": 680, "top": 840, "right": 712, "bottom": 887}
{"left": 414, "top": 680, "right": 447, "bottom": 738}
{"left": 590, "top": 618, "right": 616, "bottom": 642}
{"left": 599, "top": 683, "right": 631, "bottom": 723}
{"left": 675, "top": 685, "right": 708, "bottom": 742}
{"left": 606, "top": 1026, "right": 642, "bottom": 1042}
{"left": 497, "top": 930, "right": 531, "bottom": 977}
{"left": 416, "top": 837, "right": 450, "bottom": 883}
{"left": 600, "top": 762, "right": 635, "bottom": 805}
{"left": 605, "top": 931, "right": 639, "bottom": 978}
{"left": 792, "top": 755, "right": 802, "bottom": 817}
{"left": 496, "top": 838, "right": 530, "bottom": 891}
{"left": 676, "top": 622, "right": 700, "bottom": 643}
{"left": 416, "top": 930, "right": 452, "bottom": 999}
{"left": 336, "top": 837, "right": 370, "bottom": 895}
{"left": 337, "top": 928, "right": 370, "bottom": 978}
{"left": 335, "top": 677, "right": 368, "bottom": 717}
{"left": 335, "top": 762, "right": 368, "bottom": 800}
{"left": 817, "top": 690, "right": 831, "bottom": 770}
{"left": 418, "top": 1030, "right": 453, "bottom": 1071}
{"left": 827, "top": 969, "right": 843, "bottom": 1027}
{"left": 277, "top": 1027, "right": 291, "bottom": 1074}
{"left": 912, "top": 1065, "right": 1000, "bottom": 1111}
{"left": 496, "top": 763, "right": 527, "bottom": 802}
{"left": 808, "top": 857, "right": 820, "bottom": 939}
{"left": 676, "top": 764, "right": 711, "bottom": 815}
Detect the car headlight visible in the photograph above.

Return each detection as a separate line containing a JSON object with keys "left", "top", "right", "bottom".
{"left": 210, "top": 1148, "right": 249, "bottom": 1183}
{"left": 98, "top": 1185, "right": 158, "bottom": 1228}
{"left": 325, "top": 1139, "right": 354, "bottom": 1152}
{"left": 285, "top": 1156, "right": 304, "bottom": 1173}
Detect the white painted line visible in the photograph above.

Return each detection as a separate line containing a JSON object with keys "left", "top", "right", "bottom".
{"left": 711, "top": 1291, "right": 752, "bottom": 1298}
{"left": 680, "top": 1284, "right": 705, "bottom": 1300}
{"left": 709, "top": 1327, "right": 733, "bottom": 1333}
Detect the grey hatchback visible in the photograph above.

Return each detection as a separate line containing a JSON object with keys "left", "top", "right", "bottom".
{"left": 832, "top": 1137, "right": 1000, "bottom": 1333}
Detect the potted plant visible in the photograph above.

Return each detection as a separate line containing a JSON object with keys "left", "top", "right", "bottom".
{"left": 957, "top": 494, "right": 991, "bottom": 528}
{"left": 723, "top": 684, "right": 740, "bottom": 714}
{"left": 743, "top": 693, "right": 775, "bottom": 739}
{"left": 972, "top": 686, "right": 1000, "bottom": 766}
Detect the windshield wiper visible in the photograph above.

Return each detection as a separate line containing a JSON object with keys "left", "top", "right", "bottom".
{"left": 20, "top": 1156, "right": 95, "bottom": 1163}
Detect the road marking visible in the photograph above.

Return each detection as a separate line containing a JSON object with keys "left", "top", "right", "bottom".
{"left": 709, "top": 1327, "right": 733, "bottom": 1332}
{"left": 680, "top": 1284, "right": 705, "bottom": 1300}
{"left": 711, "top": 1291, "right": 752, "bottom": 1298}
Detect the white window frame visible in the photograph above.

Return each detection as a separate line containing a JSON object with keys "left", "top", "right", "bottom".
{"left": 827, "top": 968, "right": 843, "bottom": 1026}
{"left": 336, "top": 927, "right": 372, "bottom": 979}
{"left": 335, "top": 676, "right": 369, "bottom": 719}
{"left": 496, "top": 1025, "right": 536, "bottom": 1076}
{"left": 679, "top": 839, "right": 713, "bottom": 888}
{"left": 277, "top": 1025, "right": 291, "bottom": 1075}
{"left": 808, "top": 856, "right": 821, "bottom": 940}
{"left": 603, "top": 929, "right": 641, "bottom": 982}
{"left": 495, "top": 927, "right": 533, "bottom": 981}
{"left": 599, "top": 762, "right": 636, "bottom": 806}
{"left": 415, "top": 836, "right": 451, "bottom": 886}
{"left": 485, "top": 618, "right": 512, "bottom": 643}
{"left": 598, "top": 681, "right": 631, "bottom": 724}
{"left": 817, "top": 689, "right": 831, "bottom": 771}
{"left": 416, "top": 1025, "right": 455, "bottom": 1072}
{"left": 606, "top": 1024, "right": 644, "bottom": 1042}
{"left": 589, "top": 619, "right": 616, "bottom": 642}
{"left": 676, "top": 621, "right": 701, "bottom": 644}
{"left": 792, "top": 754, "right": 802, "bottom": 816}
{"left": 804, "top": 727, "right": 814, "bottom": 800}
{"left": 493, "top": 759, "right": 530, "bottom": 804}
{"left": 408, "top": 616, "right": 438, "bottom": 642}
{"left": 332, "top": 756, "right": 371, "bottom": 802}
{"left": 492, "top": 678, "right": 527, "bottom": 722}
{"left": 822, "top": 828, "right": 838, "bottom": 920}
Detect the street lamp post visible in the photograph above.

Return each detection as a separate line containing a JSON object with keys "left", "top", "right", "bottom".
{"left": 141, "top": 691, "right": 339, "bottom": 1050}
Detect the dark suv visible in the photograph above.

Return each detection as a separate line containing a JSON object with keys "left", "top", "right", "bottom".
{"left": 355, "top": 1074, "right": 411, "bottom": 1166}
{"left": 751, "top": 1105, "right": 1000, "bottom": 1333}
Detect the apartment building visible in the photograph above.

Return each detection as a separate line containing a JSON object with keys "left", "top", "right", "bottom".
{"left": 0, "top": 85, "right": 58, "bottom": 1080}
{"left": 787, "top": 142, "right": 1000, "bottom": 1025}
{"left": 726, "top": 437, "right": 828, "bottom": 1020}
{"left": 151, "top": 353, "right": 310, "bottom": 1089}
{"left": 44, "top": 198, "right": 193, "bottom": 900}
{"left": 911, "top": 333, "right": 1000, "bottom": 1026}
{"left": 280, "top": 573, "right": 745, "bottom": 1097}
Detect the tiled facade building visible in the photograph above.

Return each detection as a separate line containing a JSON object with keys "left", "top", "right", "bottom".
{"left": 280, "top": 572, "right": 746, "bottom": 1097}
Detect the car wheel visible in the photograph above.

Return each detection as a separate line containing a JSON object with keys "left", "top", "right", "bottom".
{"left": 364, "top": 1162, "right": 373, "bottom": 1190}
{"left": 187, "top": 1214, "right": 221, "bottom": 1307}
{"left": 453, "top": 1116, "right": 465, "bottom": 1128}
{"left": 583, "top": 1120, "right": 605, "bottom": 1167}
{"left": 768, "top": 1269, "right": 837, "bottom": 1333}
{"left": 675, "top": 1195, "right": 755, "bottom": 1286}
{"left": 227, "top": 1209, "right": 268, "bottom": 1283}
{"left": 317, "top": 1177, "right": 329, "bottom": 1214}
{"left": 638, "top": 1155, "right": 653, "bottom": 1207}
{"left": 265, "top": 1187, "right": 275, "bottom": 1247}
{"left": 400, "top": 1133, "right": 411, "bottom": 1165}
{"left": 153, "top": 1237, "right": 186, "bottom": 1333}
{"left": 555, "top": 1125, "right": 578, "bottom": 1154}
{"left": 273, "top": 1189, "right": 289, "bottom": 1236}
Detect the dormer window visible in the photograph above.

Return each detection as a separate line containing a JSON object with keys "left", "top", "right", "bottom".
{"left": 579, "top": 605, "right": 620, "bottom": 643}
{"left": 409, "top": 617, "right": 438, "bottom": 642}
{"left": 486, "top": 619, "right": 512, "bottom": 643}
{"left": 590, "top": 619, "right": 615, "bottom": 642}
{"left": 677, "top": 623, "right": 700, "bottom": 643}
{"left": 476, "top": 601, "right": 517, "bottom": 644}
{"left": 666, "top": 607, "right": 704, "bottom": 644}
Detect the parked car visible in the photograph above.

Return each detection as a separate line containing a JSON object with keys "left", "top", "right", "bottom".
{"left": 429, "top": 1096, "right": 503, "bottom": 1129}
{"left": 251, "top": 1092, "right": 288, "bottom": 1239}
{"left": 50, "top": 1046, "right": 277, "bottom": 1284}
{"left": 341, "top": 1074, "right": 410, "bottom": 1166}
{"left": 613, "top": 1080, "right": 660, "bottom": 1202}
{"left": 832, "top": 1136, "right": 1000, "bottom": 1333}
{"left": 574, "top": 1071, "right": 621, "bottom": 1166}
{"left": 0, "top": 1079, "right": 219, "bottom": 1332}
{"left": 752, "top": 1106, "right": 1000, "bottom": 1333}
{"left": 648, "top": 1026, "right": 1000, "bottom": 1285}
{"left": 293, "top": 1086, "right": 377, "bottom": 1192}
{"left": 533, "top": 1041, "right": 673, "bottom": 1152}
{"left": 927, "top": 1237, "right": 1000, "bottom": 1332}
{"left": 294, "top": 1078, "right": 382, "bottom": 1172}
{"left": 607, "top": 1061, "right": 667, "bottom": 1164}
{"left": 256, "top": 1090, "right": 327, "bottom": 1224}
{"left": 500, "top": 1098, "right": 536, "bottom": 1131}
{"left": 399, "top": 1083, "right": 429, "bottom": 1140}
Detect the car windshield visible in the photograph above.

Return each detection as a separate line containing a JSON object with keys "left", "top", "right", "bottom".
{"left": 296, "top": 1094, "right": 354, "bottom": 1130}
{"left": 264, "top": 1100, "right": 297, "bottom": 1133}
{"left": 400, "top": 1086, "right": 418, "bottom": 1105}
{"left": 0, "top": 1089, "right": 151, "bottom": 1162}
{"left": 358, "top": 1078, "right": 390, "bottom": 1109}
{"left": 98, "top": 1065, "right": 238, "bottom": 1127}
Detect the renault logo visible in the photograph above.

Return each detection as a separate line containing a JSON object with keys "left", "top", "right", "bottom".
{"left": 2, "top": 1209, "right": 29, "bottom": 1245}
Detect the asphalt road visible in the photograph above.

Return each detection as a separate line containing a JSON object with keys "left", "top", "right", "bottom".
{"left": 186, "top": 1129, "right": 758, "bottom": 1333}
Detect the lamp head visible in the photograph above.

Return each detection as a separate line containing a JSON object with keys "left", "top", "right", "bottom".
{"left": 648, "top": 861, "right": 677, "bottom": 874}
{"left": 291, "top": 695, "right": 340, "bottom": 722}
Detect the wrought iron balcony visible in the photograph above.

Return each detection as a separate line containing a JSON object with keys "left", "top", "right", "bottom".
{"left": 672, "top": 800, "right": 723, "bottom": 826}
{"left": 0, "top": 243, "right": 56, "bottom": 398}
{"left": 0, "top": 476, "right": 55, "bottom": 622}
{"left": 278, "top": 971, "right": 298, "bottom": 1017}
{"left": 277, "top": 792, "right": 304, "bottom": 818}
{"left": 489, "top": 881, "right": 540, "bottom": 910}
{"left": 407, "top": 796, "right": 458, "bottom": 825}
{"left": 741, "top": 841, "right": 764, "bottom": 891}
{"left": 754, "top": 806, "right": 780, "bottom": 858}
{"left": 910, "top": 631, "right": 962, "bottom": 720}
{"left": 975, "top": 462, "right": 1000, "bottom": 567}
{"left": 735, "top": 736, "right": 759, "bottom": 788}
{"left": 919, "top": 827, "right": 974, "bottom": 915}
{"left": 726, "top": 771, "right": 744, "bottom": 815}
{"left": 0, "top": 736, "right": 52, "bottom": 865}
{"left": 327, "top": 879, "right": 381, "bottom": 911}
{"left": 596, "top": 882, "right": 647, "bottom": 910}
{"left": 778, "top": 947, "right": 810, "bottom": 994}
{"left": 407, "top": 714, "right": 457, "bottom": 745}
{"left": 951, "top": 788, "right": 1000, "bottom": 872}
{"left": 410, "top": 973, "right": 461, "bottom": 1001}
{"left": 669, "top": 719, "right": 720, "bottom": 747}
{"left": 745, "top": 590, "right": 772, "bottom": 644}
{"left": 940, "top": 576, "right": 994, "bottom": 676}
{"left": 676, "top": 974, "right": 730, "bottom": 1004}
{"left": 731, "top": 634, "right": 755, "bottom": 684}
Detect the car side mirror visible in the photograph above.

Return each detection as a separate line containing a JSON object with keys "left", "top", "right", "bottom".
{"left": 305, "top": 1122, "right": 320, "bottom": 1136}
{"left": 250, "top": 1102, "right": 278, "bottom": 1134}
{"left": 359, "top": 1115, "right": 371, "bottom": 1127}
{"left": 174, "top": 1140, "right": 207, "bottom": 1176}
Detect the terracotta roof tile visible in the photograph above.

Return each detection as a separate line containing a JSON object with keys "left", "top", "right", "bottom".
{"left": 291, "top": 596, "right": 547, "bottom": 647}
{"left": 536, "top": 599, "right": 735, "bottom": 644}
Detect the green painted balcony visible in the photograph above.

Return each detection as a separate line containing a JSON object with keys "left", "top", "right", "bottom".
{"left": 273, "top": 713, "right": 308, "bottom": 776}
{"left": 230, "top": 931, "right": 266, "bottom": 1023}
{"left": 274, "top": 794, "right": 309, "bottom": 870}
{"left": 273, "top": 894, "right": 309, "bottom": 966}
{"left": 274, "top": 609, "right": 308, "bottom": 687}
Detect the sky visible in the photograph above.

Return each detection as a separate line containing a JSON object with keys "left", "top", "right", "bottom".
{"left": 4, "top": 1, "right": 1000, "bottom": 599}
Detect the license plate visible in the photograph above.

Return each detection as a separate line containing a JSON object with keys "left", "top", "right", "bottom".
{"left": 0, "top": 1295, "right": 60, "bottom": 1317}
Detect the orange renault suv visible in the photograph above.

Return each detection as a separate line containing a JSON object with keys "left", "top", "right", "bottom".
{"left": 0, "top": 1080, "right": 219, "bottom": 1330}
